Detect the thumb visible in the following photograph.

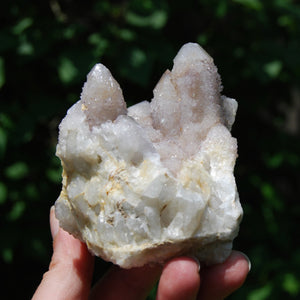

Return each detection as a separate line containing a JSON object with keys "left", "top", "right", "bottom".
{"left": 32, "top": 206, "right": 94, "bottom": 300}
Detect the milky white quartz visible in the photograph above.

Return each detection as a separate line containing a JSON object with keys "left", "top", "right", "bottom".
{"left": 55, "top": 43, "right": 243, "bottom": 268}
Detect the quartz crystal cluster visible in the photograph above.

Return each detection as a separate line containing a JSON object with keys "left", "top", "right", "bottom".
{"left": 55, "top": 43, "right": 243, "bottom": 268}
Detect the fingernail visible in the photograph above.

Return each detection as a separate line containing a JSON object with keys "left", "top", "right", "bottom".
{"left": 188, "top": 256, "right": 201, "bottom": 272}
{"left": 238, "top": 251, "right": 251, "bottom": 271}
{"left": 50, "top": 206, "right": 60, "bottom": 239}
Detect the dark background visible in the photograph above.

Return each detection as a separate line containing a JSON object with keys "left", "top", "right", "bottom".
{"left": 1, "top": 0, "right": 300, "bottom": 299}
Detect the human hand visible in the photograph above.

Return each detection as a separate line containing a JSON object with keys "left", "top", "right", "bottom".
{"left": 32, "top": 207, "right": 250, "bottom": 300}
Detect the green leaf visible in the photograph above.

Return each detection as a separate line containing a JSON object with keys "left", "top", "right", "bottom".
{"left": 131, "top": 48, "right": 147, "bottom": 68}
{"left": 0, "top": 113, "right": 13, "bottom": 129}
{"left": 31, "top": 238, "right": 47, "bottom": 259}
{"left": 46, "top": 168, "right": 62, "bottom": 183}
{"left": 58, "top": 57, "right": 78, "bottom": 84}
{"left": 278, "top": 15, "right": 295, "bottom": 30}
{"left": 7, "top": 201, "right": 26, "bottom": 221}
{"left": 17, "top": 35, "right": 34, "bottom": 56}
{"left": 126, "top": 10, "right": 167, "bottom": 29}
{"left": 282, "top": 273, "right": 300, "bottom": 296}
{"left": 265, "top": 153, "right": 284, "bottom": 168}
{"left": 0, "top": 57, "right": 5, "bottom": 88}
{"left": 88, "top": 33, "right": 109, "bottom": 56}
{"left": 216, "top": 0, "right": 228, "bottom": 18}
{"left": 5, "top": 162, "right": 29, "bottom": 180}
{"left": 248, "top": 284, "right": 272, "bottom": 300}
{"left": 261, "top": 182, "right": 283, "bottom": 210}
{"left": 63, "top": 26, "right": 77, "bottom": 39}
{"left": 25, "top": 184, "right": 39, "bottom": 200}
{"left": 197, "top": 34, "right": 208, "bottom": 46}
{"left": 264, "top": 61, "right": 282, "bottom": 78}
{"left": 150, "top": 10, "right": 168, "bottom": 29}
{"left": 0, "top": 182, "right": 7, "bottom": 204}
{"left": 12, "top": 17, "right": 33, "bottom": 35}
{"left": 2, "top": 248, "right": 13, "bottom": 264}
{"left": 119, "top": 47, "right": 153, "bottom": 86}
{"left": 233, "top": 0, "right": 263, "bottom": 11}
{"left": 0, "top": 127, "right": 7, "bottom": 158}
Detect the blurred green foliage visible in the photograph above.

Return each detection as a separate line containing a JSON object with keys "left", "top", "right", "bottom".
{"left": 1, "top": 0, "right": 300, "bottom": 298}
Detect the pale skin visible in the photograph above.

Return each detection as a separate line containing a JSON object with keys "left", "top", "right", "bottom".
{"left": 32, "top": 207, "right": 250, "bottom": 300}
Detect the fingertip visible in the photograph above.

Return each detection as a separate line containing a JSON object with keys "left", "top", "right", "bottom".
{"left": 234, "top": 250, "right": 251, "bottom": 272}
{"left": 157, "top": 257, "right": 201, "bottom": 300}
{"left": 222, "top": 251, "right": 250, "bottom": 289}
{"left": 199, "top": 250, "right": 250, "bottom": 299}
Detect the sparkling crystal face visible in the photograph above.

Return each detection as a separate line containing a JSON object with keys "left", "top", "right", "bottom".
{"left": 55, "top": 43, "right": 242, "bottom": 268}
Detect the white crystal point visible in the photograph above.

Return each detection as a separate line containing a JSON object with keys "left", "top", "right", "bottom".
{"left": 55, "top": 43, "right": 243, "bottom": 268}
{"left": 81, "top": 64, "right": 127, "bottom": 127}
